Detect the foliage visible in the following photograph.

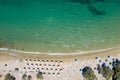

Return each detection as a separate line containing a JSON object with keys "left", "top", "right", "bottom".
{"left": 36, "top": 71, "right": 43, "bottom": 80}
{"left": 27, "top": 75, "right": 32, "bottom": 80}
{"left": 99, "top": 66, "right": 113, "bottom": 80}
{"left": 22, "top": 74, "right": 32, "bottom": 80}
{"left": 112, "top": 62, "right": 120, "bottom": 80}
{"left": 22, "top": 74, "right": 27, "bottom": 80}
{"left": 5, "top": 73, "right": 11, "bottom": 80}
{"left": 4, "top": 73, "right": 16, "bottom": 80}
{"left": 82, "top": 66, "right": 97, "bottom": 80}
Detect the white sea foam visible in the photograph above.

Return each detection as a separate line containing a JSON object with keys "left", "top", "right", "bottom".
{"left": 0, "top": 48, "right": 9, "bottom": 50}
{"left": 0, "top": 46, "right": 120, "bottom": 55}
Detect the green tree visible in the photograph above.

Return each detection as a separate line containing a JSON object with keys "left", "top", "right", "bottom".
{"left": 82, "top": 66, "right": 97, "bottom": 80}
{"left": 27, "top": 75, "right": 32, "bottom": 80}
{"left": 112, "top": 61, "right": 120, "bottom": 80}
{"left": 22, "top": 74, "right": 27, "bottom": 80}
{"left": 99, "top": 66, "right": 113, "bottom": 80}
{"left": 36, "top": 72, "right": 43, "bottom": 80}
{"left": 4, "top": 73, "right": 16, "bottom": 80}
{"left": 5, "top": 73, "right": 11, "bottom": 80}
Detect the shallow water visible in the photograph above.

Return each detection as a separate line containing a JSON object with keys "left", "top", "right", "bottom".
{"left": 0, "top": 0, "right": 120, "bottom": 52}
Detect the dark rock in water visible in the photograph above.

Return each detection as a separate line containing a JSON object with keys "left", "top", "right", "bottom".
{"left": 95, "top": 0, "right": 105, "bottom": 2}
{"left": 0, "top": 39, "right": 7, "bottom": 48}
{"left": 70, "top": 0, "right": 92, "bottom": 4}
{"left": 87, "top": 5, "right": 106, "bottom": 15}
{"left": 68, "top": 0, "right": 106, "bottom": 16}
{"left": 0, "top": 0, "right": 27, "bottom": 7}
{"left": 0, "top": 39, "right": 15, "bottom": 48}
{"left": 69, "top": 0, "right": 105, "bottom": 4}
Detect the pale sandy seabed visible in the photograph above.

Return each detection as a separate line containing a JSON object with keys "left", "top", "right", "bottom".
{"left": 0, "top": 46, "right": 120, "bottom": 80}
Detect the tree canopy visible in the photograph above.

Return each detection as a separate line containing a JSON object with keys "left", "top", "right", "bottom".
{"left": 28, "top": 75, "right": 32, "bottom": 80}
{"left": 36, "top": 71, "right": 43, "bottom": 80}
{"left": 82, "top": 66, "right": 97, "bottom": 80}
{"left": 5, "top": 73, "right": 16, "bottom": 80}
{"left": 99, "top": 66, "right": 113, "bottom": 80}
{"left": 112, "top": 61, "right": 120, "bottom": 80}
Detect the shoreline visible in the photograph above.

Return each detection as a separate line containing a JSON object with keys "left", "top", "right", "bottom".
{"left": 0, "top": 46, "right": 120, "bottom": 55}
{"left": 0, "top": 45, "right": 120, "bottom": 61}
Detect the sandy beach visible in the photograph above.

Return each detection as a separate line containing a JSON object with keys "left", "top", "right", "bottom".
{"left": 0, "top": 47, "right": 120, "bottom": 80}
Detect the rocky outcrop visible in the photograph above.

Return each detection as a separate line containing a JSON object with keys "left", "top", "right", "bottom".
{"left": 87, "top": 5, "right": 106, "bottom": 15}
{"left": 0, "top": 39, "right": 14, "bottom": 48}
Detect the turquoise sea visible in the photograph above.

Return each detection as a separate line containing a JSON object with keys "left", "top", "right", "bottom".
{"left": 0, "top": 0, "right": 120, "bottom": 53}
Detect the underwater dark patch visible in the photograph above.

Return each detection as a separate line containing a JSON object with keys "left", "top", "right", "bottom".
{"left": 87, "top": 5, "right": 106, "bottom": 16}
{"left": 0, "top": 0, "right": 28, "bottom": 7}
